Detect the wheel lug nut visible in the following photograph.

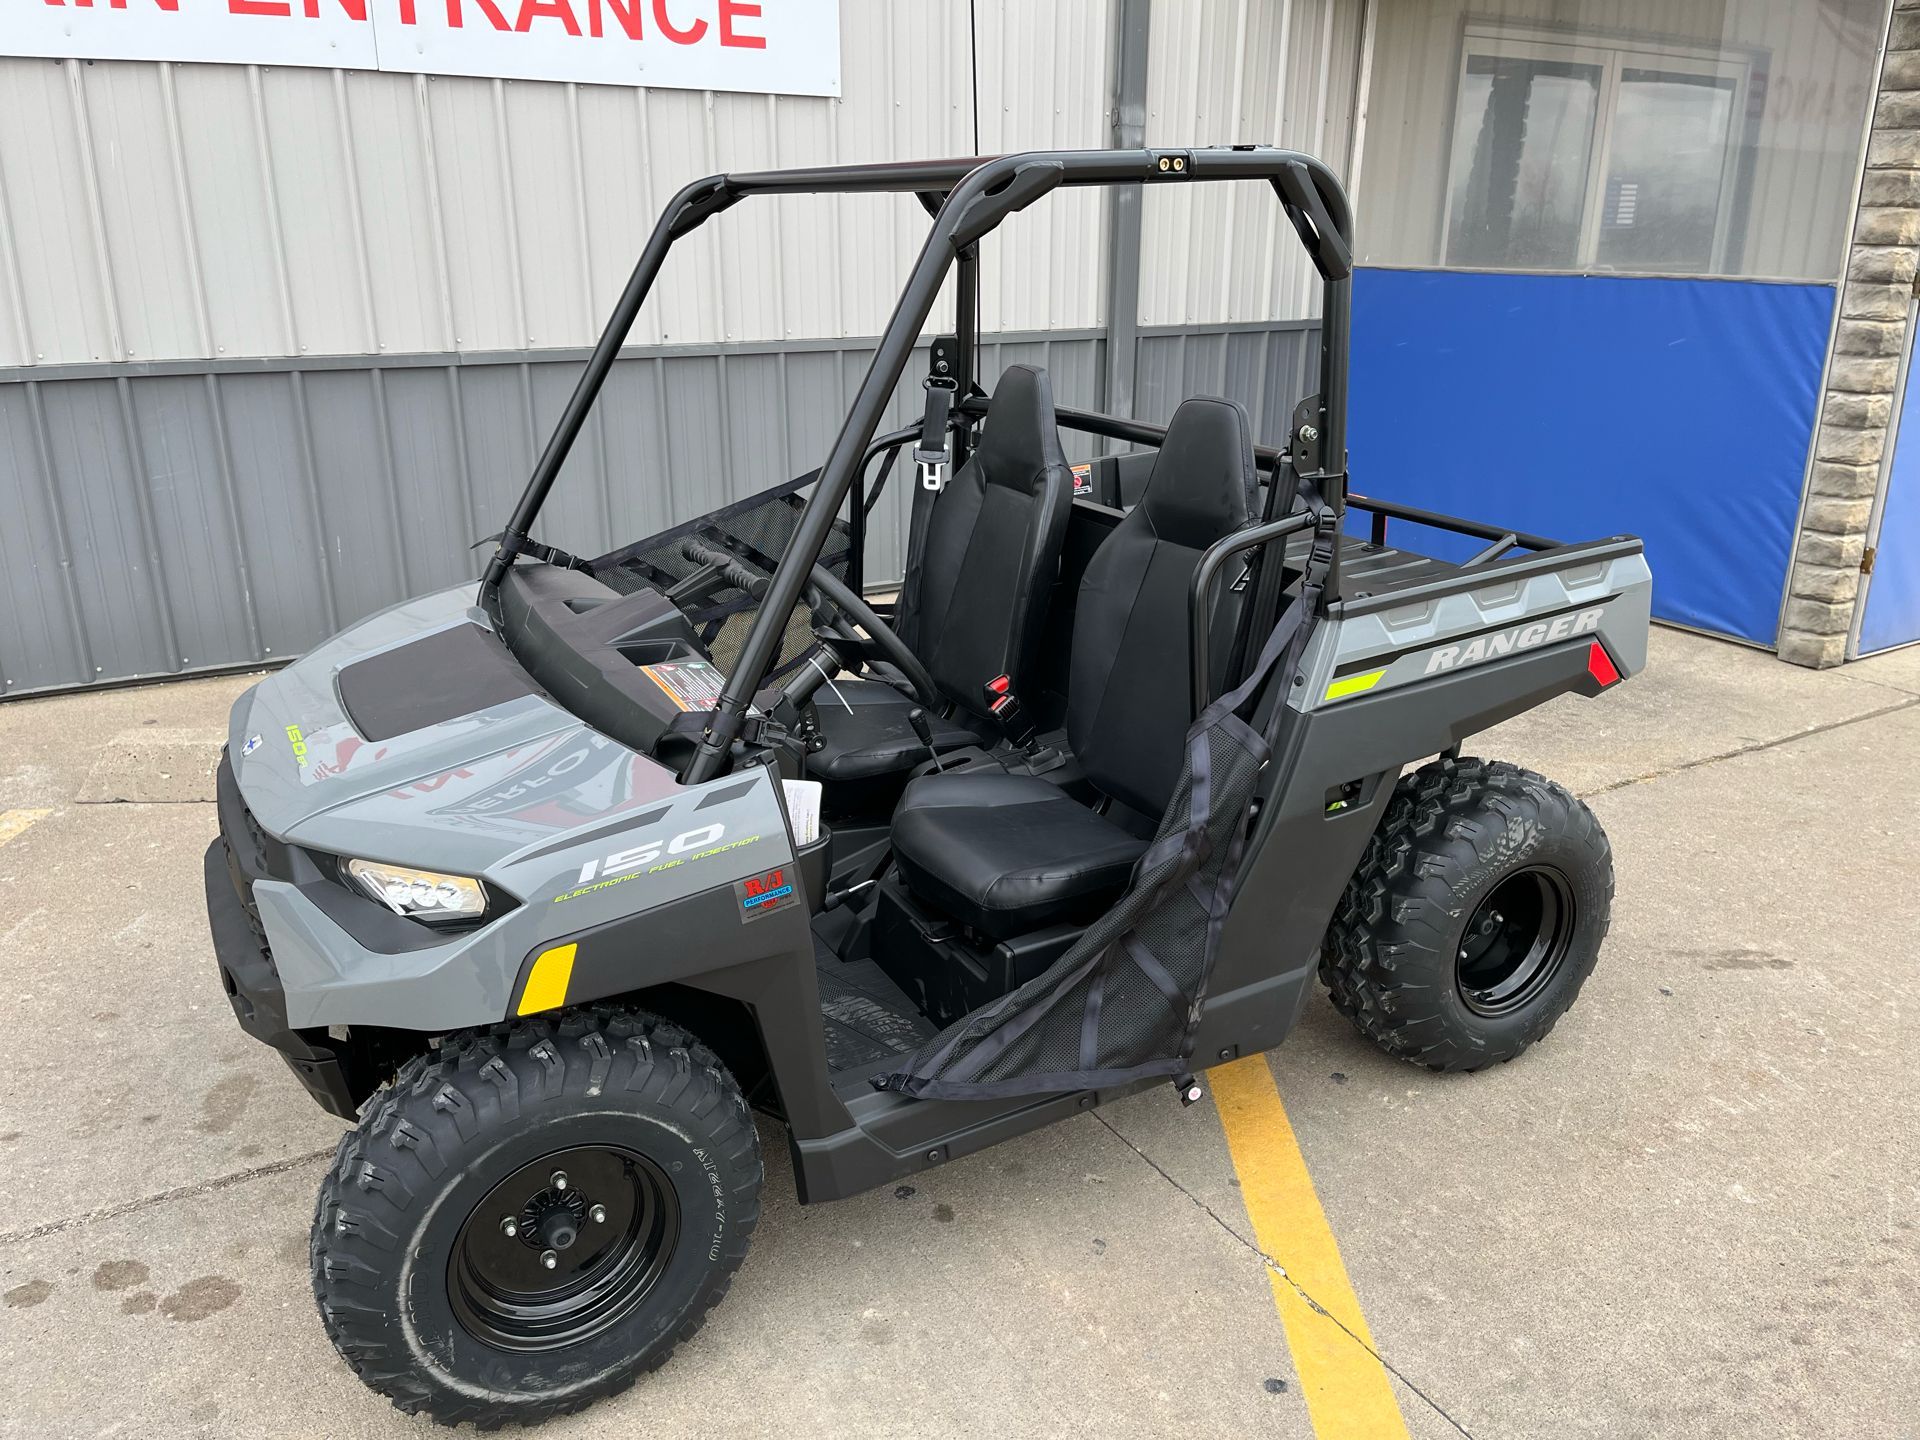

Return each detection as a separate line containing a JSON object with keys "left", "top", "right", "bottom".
{"left": 500, "top": 1217, "right": 518, "bottom": 1238}
{"left": 551, "top": 1170, "right": 569, "bottom": 1191}
{"left": 589, "top": 1204, "right": 607, "bottom": 1224}
{"left": 541, "top": 1249, "right": 558, "bottom": 1270}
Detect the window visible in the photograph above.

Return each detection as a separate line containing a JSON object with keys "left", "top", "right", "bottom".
{"left": 1441, "top": 26, "right": 1751, "bottom": 275}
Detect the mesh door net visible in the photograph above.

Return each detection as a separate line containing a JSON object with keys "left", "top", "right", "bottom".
{"left": 589, "top": 471, "right": 854, "bottom": 680}
{"left": 874, "top": 572, "right": 1323, "bottom": 1101}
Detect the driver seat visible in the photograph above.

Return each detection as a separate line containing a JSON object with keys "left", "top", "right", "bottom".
{"left": 806, "top": 365, "right": 1074, "bottom": 797}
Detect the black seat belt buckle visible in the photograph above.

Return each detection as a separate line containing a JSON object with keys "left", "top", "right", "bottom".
{"left": 983, "top": 674, "right": 1037, "bottom": 746}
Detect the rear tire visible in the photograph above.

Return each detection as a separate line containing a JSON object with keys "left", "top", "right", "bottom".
{"left": 1321, "top": 757, "right": 1613, "bottom": 1072}
{"left": 311, "top": 1009, "right": 761, "bottom": 1428}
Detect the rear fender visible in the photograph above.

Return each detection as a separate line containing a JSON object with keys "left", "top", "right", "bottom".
{"left": 1201, "top": 629, "right": 1631, "bottom": 1050}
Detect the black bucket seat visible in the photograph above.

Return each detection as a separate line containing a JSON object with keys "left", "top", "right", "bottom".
{"left": 889, "top": 395, "right": 1259, "bottom": 940}
{"left": 807, "top": 365, "right": 1074, "bottom": 792}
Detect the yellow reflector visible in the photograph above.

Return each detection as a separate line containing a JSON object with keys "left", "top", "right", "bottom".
{"left": 1324, "top": 668, "right": 1386, "bottom": 702}
{"left": 517, "top": 944, "right": 577, "bottom": 1016}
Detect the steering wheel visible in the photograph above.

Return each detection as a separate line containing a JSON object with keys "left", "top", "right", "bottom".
{"left": 675, "top": 535, "right": 935, "bottom": 708}
{"left": 802, "top": 563, "right": 939, "bottom": 709}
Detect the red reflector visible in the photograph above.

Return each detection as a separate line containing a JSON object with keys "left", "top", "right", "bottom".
{"left": 1586, "top": 640, "right": 1620, "bottom": 687}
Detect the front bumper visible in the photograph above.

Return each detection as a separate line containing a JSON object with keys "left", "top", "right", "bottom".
{"left": 205, "top": 754, "right": 360, "bottom": 1118}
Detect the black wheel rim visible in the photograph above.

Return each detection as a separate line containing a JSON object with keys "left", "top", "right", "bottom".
{"left": 449, "top": 1145, "right": 680, "bottom": 1353}
{"left": 1455, "top": 866, "right": 1576, "bottom": 1018}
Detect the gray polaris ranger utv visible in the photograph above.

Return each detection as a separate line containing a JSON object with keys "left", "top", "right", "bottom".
{"left": 205, "top": 146, "right": 1650, "bottom": 1427}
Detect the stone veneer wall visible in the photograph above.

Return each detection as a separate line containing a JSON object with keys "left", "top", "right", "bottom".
{"left": 1780, "top": 1, "right": 1915, "bottom": 666}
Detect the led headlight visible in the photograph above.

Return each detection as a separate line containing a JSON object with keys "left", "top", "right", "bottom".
{"left": 344, "top": 859, "right": 487, "bottom": 923}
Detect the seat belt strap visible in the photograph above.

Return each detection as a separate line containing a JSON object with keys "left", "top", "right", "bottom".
{"left": 895, "top": 377, "right": 958, "bottom": 649}
{"left": 913, "top": 376, "right": 958, "bottom": 491}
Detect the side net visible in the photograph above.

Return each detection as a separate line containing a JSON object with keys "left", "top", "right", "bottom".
{"left": 587, "top": 471, "right": 853, "bottom": 681}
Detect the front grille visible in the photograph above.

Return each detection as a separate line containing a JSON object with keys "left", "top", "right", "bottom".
{"left": 215, "top": 752, "right": 281, "bottom": 975}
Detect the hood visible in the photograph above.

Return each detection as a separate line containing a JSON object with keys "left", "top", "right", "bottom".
{"left": 228, "top": 585, "right": 687, "bottom": 877}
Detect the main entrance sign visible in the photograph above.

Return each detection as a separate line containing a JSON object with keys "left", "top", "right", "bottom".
{"left": 16, "top": 0, "right": 840, "bottom": 96}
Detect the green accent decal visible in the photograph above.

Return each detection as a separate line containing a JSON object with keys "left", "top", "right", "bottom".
{"left": 1324, "top": 668, "right": 1386, "bottom": 702}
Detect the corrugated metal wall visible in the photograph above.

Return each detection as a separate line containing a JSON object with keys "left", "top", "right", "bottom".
{"left": 0, "top": 1, "right": 1108, "bottom": 366}
{"left": 0, "top": 335, "right": 1111, "bottom": 695}
{"left": 1134, "top": 320, "right": 1322, "bottom": 442}
{"left": 0, "top": 0, "right": 1356, "bottom": 698}
{"left": 1138, "top": 0, "right": 1364, "bottom": 325}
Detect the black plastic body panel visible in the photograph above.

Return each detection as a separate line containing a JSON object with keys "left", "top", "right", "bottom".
{"left": 1201, "top": 634, "right": 1610, "bottom": 1060}
{"left": 1078, "top": 450, "right": 1158, "bottom": 509}
{"left": 336, "top": 623, "right": 536, "bottom": 741}
{"left": 204, "top": 818, "right": 361, "bottom": 1119}
{"left": 495, "top": 564, "right": 707, "bottom": 757}
{"left": 871, "top": 881, "right": 1078, "bottom": 1028}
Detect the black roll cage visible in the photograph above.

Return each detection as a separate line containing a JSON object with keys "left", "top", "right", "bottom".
{"left": 475, "top": 146, "right": 1511, "bottom": 785}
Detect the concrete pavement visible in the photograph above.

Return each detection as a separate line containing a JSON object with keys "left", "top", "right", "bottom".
{"left": 1, "top": 628, "right": 1916, "bottom": 1438}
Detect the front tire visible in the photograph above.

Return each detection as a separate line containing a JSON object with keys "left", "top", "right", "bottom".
{"left": 1322, "top": 757, "right": 1613, "bottom": 1072}
{"left": 311, "top": 1010, "right": 761, "bottom": 1428}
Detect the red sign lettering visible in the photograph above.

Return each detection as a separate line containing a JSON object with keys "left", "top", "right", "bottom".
{"left": 445, "top": 0, "right": 513, "bottom": 31}
{"left": 718, "top": 0, "right": 762, "bottom": 49}
{"left": 651, "top": 0, "right": 704, "bottom": 45}
{"left": 20, "top": 0, "right": 839, "bottom": 97}
{"left": 515, "top": 0, "right": 579, "bottom": 34}
{"left": 588, "top": 0, "right": 641, "bottom": 40}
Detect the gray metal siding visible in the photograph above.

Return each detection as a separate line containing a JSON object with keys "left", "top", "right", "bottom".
{"left": 0, "top": 332, "right": 1136, "bottom": 697}
{"left": 0, "top": 324, "right": 1326, "bottom": 698}
{"left": 0, "top": 0, "right": 1113, "bottom": 367}
{"left": 1134, "top": 321, "right": 1322, "bottom": 447}
{"left": 1138, "top": 0, "right": 1364, "bottom": 325}
{"left": 0, "top": 0, "right": 1353, "bottom": 696}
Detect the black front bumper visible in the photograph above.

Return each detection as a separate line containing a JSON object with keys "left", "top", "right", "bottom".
{"left": 205, "top": 755, "right": 360, "bottom": 1119}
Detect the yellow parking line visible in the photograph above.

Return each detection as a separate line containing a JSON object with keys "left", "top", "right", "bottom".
{"left": 1211, "top": 1055, "right": 1410, "bottom": 1439}
{"left": 0, "top": 810, "right": 52, "bottom": 848}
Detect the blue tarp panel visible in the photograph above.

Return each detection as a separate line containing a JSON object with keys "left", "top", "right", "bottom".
{"left": 1859, "top": 357, "right": 1920, "bottom": 654}
{"left": 1348, "top": 269, "right": 1835, "bottom": 645}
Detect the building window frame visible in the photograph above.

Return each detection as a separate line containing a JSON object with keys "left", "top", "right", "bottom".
{"left": 1439, "top": 20, "right": 1758, "bottom": 277}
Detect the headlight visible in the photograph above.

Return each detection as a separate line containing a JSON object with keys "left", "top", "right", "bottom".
{"left": 344, "top": 859, "right": 487, "bottom": 923}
